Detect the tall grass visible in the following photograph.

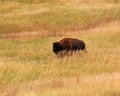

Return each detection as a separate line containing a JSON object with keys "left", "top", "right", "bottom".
{"left": 0, "top": 27, "right": 120, "bottom": 95}
{"left": 0, "top": 1, "right": 120, "bottom": 96}
{"left": 0, "top": 2, "right": 120, "bottom": 34}
{"left": 0, "top": 27, "right": 120, "bottom": 83}
{"left": 0, "top": 0, "right": 120, "bottom": 3}
{"left": 0, "top": 0, "right": 57, "bottom": 4}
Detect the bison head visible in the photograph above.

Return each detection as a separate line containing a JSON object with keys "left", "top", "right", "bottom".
{"left": 53, "top": 42, "right": 63, "bottom": 54}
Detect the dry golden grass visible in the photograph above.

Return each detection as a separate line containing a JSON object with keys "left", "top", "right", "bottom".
{"left": 0, "top": 1, "right": 120, "bottom": 34}
{"left": 1, "top": 72, "right": 120, "bottom": 96}
{"left": 0, "top": 1, "right": 120, "bottom": 96}
{"left": 0, "top": 21, "right": 120, "bottom": 95}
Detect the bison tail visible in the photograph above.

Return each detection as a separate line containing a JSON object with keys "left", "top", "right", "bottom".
{"left": 82, "top": 42, "right": 87, "bottom": 53}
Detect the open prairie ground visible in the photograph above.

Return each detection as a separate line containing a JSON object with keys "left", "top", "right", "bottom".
{"left": 0, "top": 0, "right": 120, "bottom": 96}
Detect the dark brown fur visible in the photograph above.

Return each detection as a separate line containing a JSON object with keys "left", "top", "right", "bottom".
{"left": 53, "top": 38, "right": 86, "bottom": 54}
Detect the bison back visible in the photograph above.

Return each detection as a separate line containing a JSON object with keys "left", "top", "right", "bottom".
{"left": 71, "top": 39, "right": 86, "bottom": 50}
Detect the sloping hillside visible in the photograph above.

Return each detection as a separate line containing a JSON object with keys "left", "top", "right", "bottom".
{"left": 0, "top": 1, "right": 120, "bottom": 96}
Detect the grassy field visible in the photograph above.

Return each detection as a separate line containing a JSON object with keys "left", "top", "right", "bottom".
{"left": 0, "top": 0, "right": 120, "bottom": 34}
{"left": 0, "top": 0, "right": 120, "bottom": 96}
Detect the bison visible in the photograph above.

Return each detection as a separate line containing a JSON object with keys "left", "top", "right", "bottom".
{"left": 53, "top": 38, "right": 86, "bottom": 55}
